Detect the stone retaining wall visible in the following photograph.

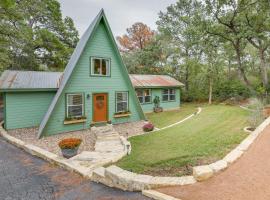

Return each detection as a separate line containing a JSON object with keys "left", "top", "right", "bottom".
{"left": 92, "top": 116, "right": 270, "bottom": 191}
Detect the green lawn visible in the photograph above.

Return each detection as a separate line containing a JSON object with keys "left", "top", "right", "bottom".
{"left": 145, "top": 103, "right": 198, "bottom": 128}
{"left": 116, "top": 104, "right": 250, "bottom": 176}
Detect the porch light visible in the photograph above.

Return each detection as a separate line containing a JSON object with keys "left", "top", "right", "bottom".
{"left": 87, "top": 94, "right": 90, "bottom": 100}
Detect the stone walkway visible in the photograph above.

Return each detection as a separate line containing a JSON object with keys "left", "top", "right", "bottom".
{"left": 70, "top": 124, "right": 129, "bottom": 171}
{"left": 156, "top": 124, "right": 270, "bottom": 200}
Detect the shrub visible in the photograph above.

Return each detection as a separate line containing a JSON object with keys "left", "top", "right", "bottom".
{"left": 143, "top": 123, "right": 154, "bottom": 132}
{"left": 214, "top": 79, "right": 250, "bottom": 102}
{"left": 248, "top": 98, "right": 264, "bottom": 128}
{"left": 58, "top": 138, "right": 82, "bottom": 149}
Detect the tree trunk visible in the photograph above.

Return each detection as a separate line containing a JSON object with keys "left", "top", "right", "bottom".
{"left": 208, "top": 77, "right": 213, "bottom": 104}
{"left": 259, "top": 48, "right": 268, "bottom": 88}
{"left": 235, "top": 47, "right": 250, "bottom": 86}
{"left": 228, "top": 59, "right": 231, "bottom": 79}
{"left": 185, "top": 65, "right": 189, "bottom": 92}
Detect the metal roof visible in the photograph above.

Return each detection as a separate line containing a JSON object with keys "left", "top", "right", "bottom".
{"left": 0, "top": 70, "right": 62, "bottom": 90}
{"left": 129, "top": 74, "right": 184, "bottom": 88}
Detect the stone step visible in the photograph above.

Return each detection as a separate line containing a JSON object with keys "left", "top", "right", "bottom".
{"left": 95, "top": 131, "right": 119, "bottom": 137}
{"left": 91, "top": 124, "right": 115, "bottom": 135}
{"left": 95, "top": 140, "right": 122, "bottom": 146}
{"left": 92, "top": 167, "right": 114, "bottom": 187}
{"left": 96, "top": 134, "right": 120, "bottom": 140}
{"left": 95, "top": 145, "right": 124, "bottom": 152}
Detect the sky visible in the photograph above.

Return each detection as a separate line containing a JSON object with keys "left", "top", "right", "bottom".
{"left": 58, "top": 0, "right": 177, "bottom": 37}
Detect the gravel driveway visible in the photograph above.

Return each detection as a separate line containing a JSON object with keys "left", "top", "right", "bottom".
{"left": 157, "top": 125, "right": 270, "bottom": 200}
{"left": 0, "top": 137, "right": 151, "bottom": 200}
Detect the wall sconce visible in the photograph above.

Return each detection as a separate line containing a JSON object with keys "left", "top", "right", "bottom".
{"left": 87, "top": 94, "right": 90, "bottom": 100}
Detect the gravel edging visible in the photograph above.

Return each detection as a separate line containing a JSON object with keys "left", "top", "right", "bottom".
{"left": 91, "top": 116, "right": 270, "bottom": 193}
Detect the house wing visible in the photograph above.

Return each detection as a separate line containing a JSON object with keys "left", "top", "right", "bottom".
{"left": 37, "top": 9, "right": 145, "bottom": 138}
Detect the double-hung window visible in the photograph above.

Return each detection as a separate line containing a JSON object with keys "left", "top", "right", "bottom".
{"left": 136, "top": 89, "right": 151, "bottom": 104}
{"left": 162, "top": 89, "right": 176, "bottom": 101}
{"left": 66, "top": 94, "right": 84, "bottom": 118}
{"left": 91, "top": 57, "right": 110, "bottom": 76}
{"left": 116, "top": 92, "right": 128, "bottom": 113}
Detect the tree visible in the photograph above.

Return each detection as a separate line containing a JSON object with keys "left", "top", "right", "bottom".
{"left": 0, "top": 0, "right": 79, "bottom": 71}
{"left": 117, "top": 22, "right": 154, "bottom": 52}
{"left": 157, "top": 0, "right": 204, "bottom": 92}
{"left": 205, "top": 0, "right": 252, "bottom": 87}
{"left": 242, "top": 0, "right": 270, "bottom": 89}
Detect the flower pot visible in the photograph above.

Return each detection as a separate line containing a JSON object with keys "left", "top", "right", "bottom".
{"left": 153, "top": 107, "right": 163, "bottom": 113}
{"left": 61, "top": 147, "right": 79, "bottom": 159}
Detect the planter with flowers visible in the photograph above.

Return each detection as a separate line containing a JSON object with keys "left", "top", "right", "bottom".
{"left": 143, "top": 123, "right": 154, "bottom": 132}
{"left": 58, "top": 138, "right": 82, "bottom": 158}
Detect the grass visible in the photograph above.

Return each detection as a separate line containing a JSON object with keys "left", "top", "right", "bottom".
{"left": 145, "top": 103, "right": 198, "bottom": 128}
{"left": 116, "top": 104, "right": 250, "bottom": 176}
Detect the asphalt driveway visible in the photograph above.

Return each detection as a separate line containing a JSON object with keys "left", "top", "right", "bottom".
{"left": 0, "top": 137, "right": 150, "bottom": 200}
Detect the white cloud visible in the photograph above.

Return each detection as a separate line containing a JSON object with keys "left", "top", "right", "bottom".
{"left": 58, "top": 0, "right": 177, "bottom": 37}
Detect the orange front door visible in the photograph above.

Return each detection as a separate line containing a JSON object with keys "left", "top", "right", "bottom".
{"left": 93, "top": 93, "right": 108, "bottom": 122}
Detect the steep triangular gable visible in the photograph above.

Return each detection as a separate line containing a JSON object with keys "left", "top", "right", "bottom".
{"left": 37, "top": 9, "right": 145, "bottom": 138}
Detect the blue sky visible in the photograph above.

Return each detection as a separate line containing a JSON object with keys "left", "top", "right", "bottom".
{"left": 59, "top": 0, "right": 177, "bottom": 37}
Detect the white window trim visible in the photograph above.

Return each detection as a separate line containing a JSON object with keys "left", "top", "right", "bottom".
{"left": 66, "top": 93, "right": 84, "bottom": 118}
{"left": 116, "top": 91, "right": 129, "bottom": 113}
{"left": 90, "top": 57, "right": 110, "bottom": 76}
{"left": 136, "top": 89, "right": 151, "bottom": 104}
{"left": 162, "top": 89, "right": 176, "bottom": 102}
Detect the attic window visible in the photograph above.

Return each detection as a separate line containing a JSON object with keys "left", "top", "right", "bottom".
{"left": 90, "top": 57, "right": 110, "bottom": 76}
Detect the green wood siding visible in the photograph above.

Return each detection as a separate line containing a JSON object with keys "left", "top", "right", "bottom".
{"left": 43, "top": 20, "right": 142, "bottom": 136}
{"left": 139, "top": 88, "right": 180, "bottom": 112}
{"left": 5, "top": 92, "right": 55, "bottom": 129}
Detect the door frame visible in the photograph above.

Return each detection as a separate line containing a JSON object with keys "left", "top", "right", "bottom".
{"left": 92, "top": 92, "right": 109, "bottom": 123}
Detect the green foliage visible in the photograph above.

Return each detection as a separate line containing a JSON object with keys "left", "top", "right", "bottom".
{"left": 214, "top": 79, "right": 250, "bottom": 101}
{"left": 0, "top": 0, "right": 79, "bottom": 71}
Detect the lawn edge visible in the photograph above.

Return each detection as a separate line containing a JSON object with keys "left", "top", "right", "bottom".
{"left": 91, "top": 116, "right": 270, "bottom": 191}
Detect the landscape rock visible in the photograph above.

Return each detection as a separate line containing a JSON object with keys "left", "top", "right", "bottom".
{"left": 209, "top": 160, "right": 228, "bottom": 173}
{"left": 193, "top": 165, "right": 214, "bottom": 181}
{"left": 223, "top": 149, "right": 244, "bottom": 164}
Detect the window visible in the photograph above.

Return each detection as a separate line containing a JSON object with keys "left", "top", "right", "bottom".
{"left": 136, "top": 89, "right": 151, "bottom": 104}
{"left": 162, "top": 89, "right": 176, "bottom": 101}
{"left": 91, "top": 57, "right": 110, "bottom": 76}
{"left": 116, "top": 92, "right": 128, "bottom": 113}
{"left": 66, "top": 94, "right": 84, "bottom": 118}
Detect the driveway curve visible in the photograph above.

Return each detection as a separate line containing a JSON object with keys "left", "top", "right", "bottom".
{"left": 0, "top": 137, "right": 150, "bottom": 200}
{"left": 157, "top": 125, "right": 270, "bottom": 200}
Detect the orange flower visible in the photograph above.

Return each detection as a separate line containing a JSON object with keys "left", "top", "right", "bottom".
{"left": 58, "top": 138, "right": 82, "bottom": 149}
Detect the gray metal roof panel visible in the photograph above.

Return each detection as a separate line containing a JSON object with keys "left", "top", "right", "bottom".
{"left": 0, "top": 70, "right": 62, "bottom": 89}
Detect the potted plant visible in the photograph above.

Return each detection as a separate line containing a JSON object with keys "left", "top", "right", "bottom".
{"left": 58, "top": 138, "right": 82, "bottom": 158}
{"left": 153, "top": 96, "right": 163, "bottom": 113}
{"left": 143, "top": 123, "right": 154, "bottom": 132}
